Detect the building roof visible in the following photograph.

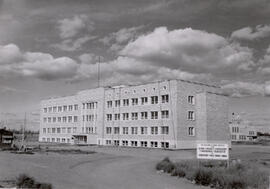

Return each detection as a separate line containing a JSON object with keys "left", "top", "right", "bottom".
{"left": 0, "top": 129, "right": 13, "bottom": 135}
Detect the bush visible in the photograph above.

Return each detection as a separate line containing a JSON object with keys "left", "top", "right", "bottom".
{"left": 156, "top": 159, "right": 269, "bottom": 189}
{"left": 16, "top": 174, "right": 52, "bottom": 189}
{"left": 156, "top": 157, "right": 175, "bottom": 173}
{"left": 194, "top": 167, "right": 213, "bottom": 186}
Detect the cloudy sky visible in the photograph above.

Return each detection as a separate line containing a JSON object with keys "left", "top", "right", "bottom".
{"left": 0, "top": 0, "right": 270, "bottom": 130}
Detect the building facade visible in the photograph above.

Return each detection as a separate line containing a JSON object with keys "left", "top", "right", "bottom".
{"left": 39, "top": 80, "right": 230, "bottom": 149}
{"left": 229, "top": 114, "right": 257, "bottom": 141}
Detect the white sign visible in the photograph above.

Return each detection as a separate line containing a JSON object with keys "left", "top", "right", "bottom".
{"left": 197, "top": 143, "right": 229, "bottom": 160}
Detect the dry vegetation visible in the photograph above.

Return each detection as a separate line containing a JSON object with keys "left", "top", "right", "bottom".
{"left": 156, "top": 157, "right": 269, "bottom": 189}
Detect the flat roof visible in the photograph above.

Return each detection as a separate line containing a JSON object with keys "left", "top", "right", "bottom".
{"left": 42, "top": 79, "right": 220, "bottom": 101}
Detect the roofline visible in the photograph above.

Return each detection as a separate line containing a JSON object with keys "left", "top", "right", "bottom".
{"left": 41, "top": 79, "right": 220, "bottom": 101}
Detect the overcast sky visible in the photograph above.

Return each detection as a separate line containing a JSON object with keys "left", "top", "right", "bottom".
{"left": 0, "top": 0, "right": 270, "bottom": 130}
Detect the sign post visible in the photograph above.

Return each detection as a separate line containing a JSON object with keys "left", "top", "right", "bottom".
{"left": 197, "top": 143, "right": 229, "bottom": 167}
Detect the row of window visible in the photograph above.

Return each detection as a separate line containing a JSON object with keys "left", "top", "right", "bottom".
{"left": 105, "top": 140, "right": 170, "bottom": 148}
{"left": 82, "top": 114, "right": 97, "bottom": 122}
{"left": 231, "top": 135, "right": 247, "bottom": 140}
{"left": 105, "top": 126, "right": 169, "bottom": 135}
{"left": 82, "top": 102, "right": 98, "bottom": 110}
{"left": 106, "top": 110, "right": 170, "bottom": 121}
{"left": 42, "top": 137, "right": 71, "bottom": 143}
{"left": 43, "top": 116, "right": 78, "bottom": 123}
{"left": 105, "top": 126, "right": 195, "bottom": 136}
{"left": 106, "top": 95, "right": 170, "bottom": 108}
{"left": 42, "top": 127, "right": 77, "bottom": 134}
{"left": 44, "top": 104, "right": 78, "bottom": 113}
{"left": 42, "top": 126, "right": 97, "bottom": 134}
{"left": 231, "top": 127, "right": 239, "bottom": 133}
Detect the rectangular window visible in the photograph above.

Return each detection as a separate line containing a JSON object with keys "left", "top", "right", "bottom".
{"left": 151, "top": 96, "right": 158, "bottom": 104}
{"left": 74, "top": 116, "right": 78, "bottom": 122}
{"left": 114, "top": 113, "right": 120, "bottom": 120}
{"left": 43, "top": 128, "right": 46, "bottom": 133}
{"left": 122, "top": 113, "right": 129, "bottom": 120}
{"left": 122, "top": 140, "right": 128, "bottom": 146}
{"left": 132, "top": 98, "right": 138, "bottom": 106}
{"left": 57, "top": 128, "right": 61, "bottom": 133}
{"left": 141, "top": 127, "right": 147, "bottom": 135}
{"left": 161, "top": 126, "right": 169, "bottom": 135}
{"left": 74, "top": 104, "right": 78, "bottom": 110}
{"left": 161, "top": 110, "right": 169, "bottom": 119}
{"left": 161, "top": 142, "right": 169, "bottom": 149}
{"left": 141, "top": 97, "right": 148, "bottom": 105}
{"left": 106, "top": 127, "right": 112, "bottom": 134}
{"left": 131, "top": 112, "right": 138, "bottom": 120}
{"left": 107, "top": 101, "right": 113, "bottom": 108}
{"left": 188, "top": 111, "right": 195, "bottom": 120}
{"left": 43, "top": 108, "right": 47, "bottom": 113}
{"left": 53, "top": 106, "right": 57, "bottom": 112}
{"left": 114, "top": 140, "right": 120, "bottom": 146}
{"left": 115, "top": 100, "right": 120, "bottom": 107}
{"left": 188, "top": 96, "right": 195, "bottom": 105}
{"left": 47, "top": 128, "right": 51, "bottom": 133}
{"left": 48, "top": 117, "right": 52, "bottom": 123}
{"left": 188, "top": 127, "right": 195, "bottom": 136}
{"left": 63, "top": 106, "right": 67, "bottom": 112}
{"left": 57, "top": 138, "right": 60, "bottom": 143}
{"left": 53, "top": 117, "right": 56, "bottom": 123}
{"left": 150, "top": 141, "right": 158, "bottom": 148}
{"left": 141, "top": 112, "right": 148, "bottom": 119}
{"left": 107, "top": 114, "right": 112, "bottom": 121}
{"left": 62, "top": 116, "right": 67, "bottom": 123}
{"left": 123, "top": 99, "right": 129, "bottom": 106}
{"left": 68, "top": 116, "right": 72, "bottom": 123}
{"left": 73, "top": 127, "right": 77, "bottom": 133}
{"left": 58, "top": 106, "right": 62, "bottom": 112}
{"left": 62, "top": 127, "right": 66, "bottom": 133}
{"left": 67, "top": 127, "right": 71, "bottom": 133}
{"left": 140, "top": 141, "right": 147, "bottom": 147}
{"left": 106, "top": 140, "right": 112, "bottom": 145}
{"left": 151, "top": 111, "right": 158, "bottom": 119}
{"left": 48, "top": 107, "right": 52, "bottom": 112}
{"left": 162, "top": 95, "right": 169, "bottom": 103}
{"left": 114, "top": 127, "right": 120, "bottom": 134}
{"left": 52, "top": 138, "right": 55, "bottom": 142}
{"left": 52, "top": 128, "right": 56, "bottom": 133}
{"left": 58, "top": 117, "right": 61, "bottom": 122}
{"left": 131, "top": 141, "right": 138, "bottom": 147}
{"left": 131, "top": 127, "right": 138, "bottom": 135}
{"left": 151, "top": 127, "right": 158, "bottom": 135}
{"left": 123, "top": 127, "right": 129, "bottom": 135}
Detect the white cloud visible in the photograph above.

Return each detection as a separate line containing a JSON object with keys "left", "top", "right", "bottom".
{"left": 221, "top": 81, "right": 264, "bottom": 97}
{"left": 120, "top": 27, "right": 255, "bottom": 75}
{"left": 57, "top": 15, "right": 93, "bottom": 39}
{"left": 100, "top": 26, "right": 144, "bottom": 52}
{"left": 53, "top": 36, "right": 97, "bottom": 52}
{"left": 231, "top": 25, "right": 270, "bottom": 41}
{"left": 0, "top": 44, "right": 79, "bottom": 80}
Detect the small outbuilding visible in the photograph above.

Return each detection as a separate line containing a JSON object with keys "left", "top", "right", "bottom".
{"left": 0, "top": 128, "right": 14, "bottom": 147}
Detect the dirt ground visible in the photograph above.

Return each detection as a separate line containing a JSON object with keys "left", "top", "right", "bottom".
{"left": 0, "top": 144, "right": 269, "bottom": 189}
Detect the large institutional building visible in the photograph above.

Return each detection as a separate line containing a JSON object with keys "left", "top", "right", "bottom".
{"left": 39, "top": 79, "right": 230, "bottom": 149}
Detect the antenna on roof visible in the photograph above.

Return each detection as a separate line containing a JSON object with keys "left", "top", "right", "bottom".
{"left": 98, "top": 56, "right": 100, "bottom": 88}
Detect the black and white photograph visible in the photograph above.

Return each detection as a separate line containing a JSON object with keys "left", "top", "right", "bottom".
{"left": 0, "top": 0, "right": 270, "bottom": 188}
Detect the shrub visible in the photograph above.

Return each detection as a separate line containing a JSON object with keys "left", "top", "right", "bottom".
{"left": 16, "top": 174, "right": 52, "bottom": 189}
{"left": 156, "top": 157, "right": 175, "bottom": 173}
{"left": 194, "top": 167, "right": 213, "bottom": 186}
{"left": 16, "top": 174, "right": 35, "bottom": 188}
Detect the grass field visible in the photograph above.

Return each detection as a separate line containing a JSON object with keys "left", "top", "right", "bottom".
{"left": 0, "top": 144, "right": 269, "bottom": 189}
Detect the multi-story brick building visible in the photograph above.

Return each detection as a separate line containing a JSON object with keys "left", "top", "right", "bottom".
{"left": 39, "top": 79, "right": 230, "bottom": 149}
{"left": 229, "top": 114, "right": 257, "bottom": 141}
